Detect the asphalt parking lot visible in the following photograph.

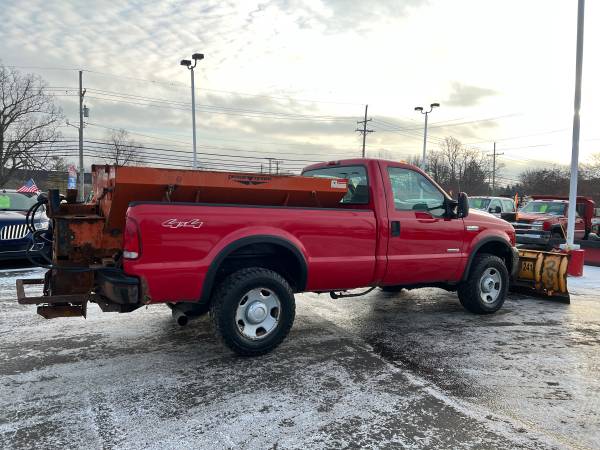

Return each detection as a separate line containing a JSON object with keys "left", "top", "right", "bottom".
{"left": 1, "top": 266, "right": 599, "bottom": 449}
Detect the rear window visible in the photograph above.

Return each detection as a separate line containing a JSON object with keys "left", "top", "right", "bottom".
{"left": 521, "top": 201, "right": 566, "bottom": 215}
{"left": 502, "top": 199, "right": 515, "bottom": 212}
{"left": 0, "top": 192, "right": 38, "bottom": 211}
{"left": 302, "top": 165, "right": 369, "bottom": 204}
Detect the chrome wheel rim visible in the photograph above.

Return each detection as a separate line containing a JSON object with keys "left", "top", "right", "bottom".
{"left": 479, "top": 267, "right": 502, "bottom": 304}
{"left": 235, "top": 288, "right": 281, "bottom": 340}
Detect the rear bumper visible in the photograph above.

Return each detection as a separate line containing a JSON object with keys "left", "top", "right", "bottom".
{"left": 95, "top": 269, "right": 140, "bottom": 304}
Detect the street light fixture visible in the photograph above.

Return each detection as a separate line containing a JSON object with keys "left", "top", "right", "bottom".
{"left": 414, "top": 102, "right": 440, "bottom": 171}
{"left": 180, "top": 53, "right": 204, "bottom": 169}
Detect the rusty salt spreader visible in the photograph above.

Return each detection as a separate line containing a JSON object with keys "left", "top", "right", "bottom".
{"left": 16, "top": 164, "right": 348, "bottom": 318}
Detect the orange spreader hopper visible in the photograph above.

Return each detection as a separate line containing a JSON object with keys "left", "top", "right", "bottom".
{"left": 92, "top": 165, "right": 349, "bottom": 231}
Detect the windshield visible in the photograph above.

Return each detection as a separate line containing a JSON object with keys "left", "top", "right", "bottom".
{"left": 521, "top": 201, "right": 566, "bottom": 216}
{"left": 303, "top": 165, "right": 369, "bottom": 204}
{"left": 0, "top": 192, "right": 38, "bottom": 211}
{"left": 469, "top": 197, "right": 491, "bottom": 210}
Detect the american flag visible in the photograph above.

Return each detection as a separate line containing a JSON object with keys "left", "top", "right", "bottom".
{"left": 16, "top": 179, "right": 39, "bottom": 193}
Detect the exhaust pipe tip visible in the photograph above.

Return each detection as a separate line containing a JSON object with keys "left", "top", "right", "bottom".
{"left": 171, "top": 308, "right": 189, "bottom": 326}
{"left": 176, "top": 314, "right": 189, "bottom": 326}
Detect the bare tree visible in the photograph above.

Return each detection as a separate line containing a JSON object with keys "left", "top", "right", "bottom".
{"left": 0, "top": 64, "right": 63, "bottom": 187}
{"left": 103, "top": 129, "right": 145, "bottom": 166}
{"left": 583, "top": 152, "right": 600, "bottom": 179}
{"left": 425, "top": 137, "right": 491, "bottom": 196}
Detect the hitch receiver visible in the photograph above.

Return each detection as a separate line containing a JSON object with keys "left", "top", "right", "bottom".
{"left": 16, "top": 278, "right": 98, "bottom": 319}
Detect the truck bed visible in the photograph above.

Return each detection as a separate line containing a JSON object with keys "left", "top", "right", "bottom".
{"left": 124, "top": 202, "right": 378, "bottom": 303}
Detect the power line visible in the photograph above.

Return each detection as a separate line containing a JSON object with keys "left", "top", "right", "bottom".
{"left": 82, "top": 123, "right": 357, "bottom": 159}
{"left": 83, "top": 121, "right": 355, "bottom": 154}
{"left": 464, "top": 128, "right": 569, "bottom": 145}
{"left": 85, "top": 94, "right": 357, "bottom": 122}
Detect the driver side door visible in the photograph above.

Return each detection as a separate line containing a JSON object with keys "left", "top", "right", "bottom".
{"left": 382, "top": 164, "right": 465, "bottom": 284}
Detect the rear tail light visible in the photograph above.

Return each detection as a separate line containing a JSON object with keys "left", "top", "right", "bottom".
{"left": 543, "top": 221, "right": 552, "bottom": 231}
{"left": 123, "top": 218, "right": 141, "bottom": 259}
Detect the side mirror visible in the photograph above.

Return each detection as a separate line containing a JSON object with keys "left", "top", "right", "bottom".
{"left": 457, "top": 192, "right": 469, "bottom": 218}
{"left": 494, "top": 206, "right": 501, "bottom": 214}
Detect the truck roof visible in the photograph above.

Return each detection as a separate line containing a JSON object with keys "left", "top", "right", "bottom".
{"left": 470, "top": 196, "right": 514, "bottom": 201}
{"left": 301, "top": 158, "right": 416, "bottom": 173}
{"left": 530, "top": 195, "right": 595, "bottom": 206}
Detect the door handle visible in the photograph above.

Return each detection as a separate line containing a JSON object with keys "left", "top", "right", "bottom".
{"left": 415, "top": 211, "right": 437, "bottom": 222}
{"left": 391, "top": 221, "right": 400, "bottom": 237}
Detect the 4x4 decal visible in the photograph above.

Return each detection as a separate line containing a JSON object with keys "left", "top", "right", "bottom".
{"left": 161, "top": 219, "right": 204, "bottom": 229}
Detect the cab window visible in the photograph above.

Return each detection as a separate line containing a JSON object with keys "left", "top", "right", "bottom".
{"left": 302, "top": 165, "right": 369, "bottom": 204}
{"left": 502, "top": 199, "right": 515, "bottom": 212}
{"left": 387, "top": 167, "right": 445, "bottom": 217}
{"left": 489, "top": 199, "right": 501, "bottom": 213}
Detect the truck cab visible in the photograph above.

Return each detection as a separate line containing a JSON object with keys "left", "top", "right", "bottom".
{"left": 301, "top": 159, "right": 518, "bottom": 287}
{"left": 469, "top": 196, "right": 516, "bottom": 221}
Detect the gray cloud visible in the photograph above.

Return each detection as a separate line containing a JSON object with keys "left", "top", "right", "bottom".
{"left": 0, "top": 0, "right": 428, "bottom": 170}
{"left": 445, "top": 82, "right": 497, "bottom": 107}
{"left": 272, "top": 0, "right": 429, "bottom": 33}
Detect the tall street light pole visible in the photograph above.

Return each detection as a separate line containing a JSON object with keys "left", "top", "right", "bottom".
{"left": 566, "top": 0, "right": 585, "bottom": 246}
{"left": 414, "top": 102, "right": 440, "bottom": 171}
{"left": 181, "top": 53, "right": 204, "bottom": 169}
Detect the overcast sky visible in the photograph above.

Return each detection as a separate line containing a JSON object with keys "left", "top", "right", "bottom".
{"left": 0, "top": 0, "right": 598, "bottom": 180}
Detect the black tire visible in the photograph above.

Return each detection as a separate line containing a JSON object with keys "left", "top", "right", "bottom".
{"left": 458, "top": 254, "right": 508, "bottom": 314}
{"left": 210, "top": 267, "right": 295, "bottom": 356}
{"left": 380, "top": 285, "right": 404, "bottom": 293}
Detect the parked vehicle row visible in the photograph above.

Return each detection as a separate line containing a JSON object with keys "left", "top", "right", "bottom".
{"left": 469, "top": 194, "right": 598, "bottom": 249}
{"left": 510, "top": 195, "right": 595, "bottom": 248}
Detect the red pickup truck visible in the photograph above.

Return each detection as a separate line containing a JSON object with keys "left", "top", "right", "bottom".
{"left": 511, "top": 195, "right": 596, "bottom": 248}
{"left": 119, "top": 159, "right": 517, "bottom": 354}
{"left": 19, "top": 159, "right": 518, "bottom": 356}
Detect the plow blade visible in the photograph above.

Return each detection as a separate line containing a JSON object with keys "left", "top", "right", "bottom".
{"left": 511, "top": 249, "right": 570, "bottom": 302}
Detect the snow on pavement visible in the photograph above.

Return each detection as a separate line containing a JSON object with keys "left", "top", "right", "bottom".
{"left": 1, "top": 265, "right": 600, "bottom": 448}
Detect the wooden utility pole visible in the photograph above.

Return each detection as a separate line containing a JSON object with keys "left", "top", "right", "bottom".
{"left": 355, "top": 104, "right": 373, "bottom": 157}
{"left": 488, "top": 142, "right": 503, "bottom": 195}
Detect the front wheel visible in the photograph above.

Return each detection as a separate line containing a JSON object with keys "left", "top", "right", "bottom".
{"left": 458, "top": 254, "right": 508, "bottom": 314}
{"left": 210, "top": 267, "right": 296, "bottom": 356}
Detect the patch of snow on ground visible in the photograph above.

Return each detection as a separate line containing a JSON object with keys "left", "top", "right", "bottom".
{"left": 568, "top": 265, "right": 600, "bottom": 296}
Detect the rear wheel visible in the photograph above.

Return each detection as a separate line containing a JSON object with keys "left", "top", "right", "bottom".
{"left": 210, "top": 267, "right": 295, "bottom": 356}
{"left": 458, "top": 254, "right": 508, "bottom": 314}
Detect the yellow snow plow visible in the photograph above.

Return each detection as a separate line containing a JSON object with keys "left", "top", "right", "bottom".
{"left": 511, "top": 249, "right": 570, "bottom": 302}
